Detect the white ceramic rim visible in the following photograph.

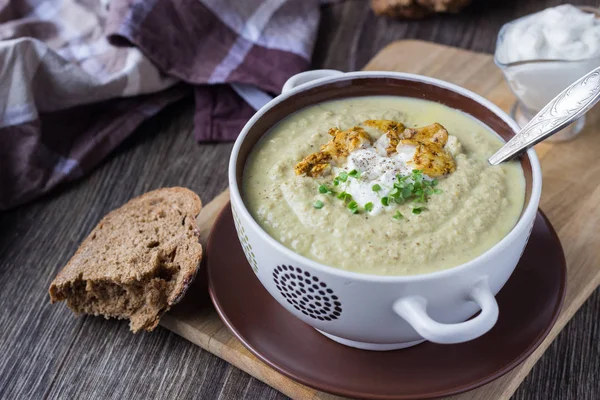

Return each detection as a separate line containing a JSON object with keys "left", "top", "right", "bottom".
{"left": 228, "top": 71, "right": 543, "bottom": 283}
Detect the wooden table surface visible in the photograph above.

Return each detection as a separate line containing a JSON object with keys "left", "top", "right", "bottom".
{"left": 1, "top": 1, "right": 598, "bottom": 399}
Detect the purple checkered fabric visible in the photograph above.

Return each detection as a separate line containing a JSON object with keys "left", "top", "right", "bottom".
{"left": 0, "top": 0, "right": 320, "bottom": 210}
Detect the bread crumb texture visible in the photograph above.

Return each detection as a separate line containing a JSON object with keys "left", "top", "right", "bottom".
{"left": 49, "top": 187, "right": 203, "bottom": 333}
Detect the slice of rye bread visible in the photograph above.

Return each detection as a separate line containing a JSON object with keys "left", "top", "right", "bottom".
{"left": 49, "top": 187, "right": 203, "bottom": 333}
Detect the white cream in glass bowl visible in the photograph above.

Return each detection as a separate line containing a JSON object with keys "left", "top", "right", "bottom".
{"left": 495, "top": 4, "right": 600, "bottom": 141}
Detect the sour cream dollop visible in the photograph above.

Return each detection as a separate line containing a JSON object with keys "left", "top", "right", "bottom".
{"left": 333, "top": 136, "right": 418, "bottom": 215}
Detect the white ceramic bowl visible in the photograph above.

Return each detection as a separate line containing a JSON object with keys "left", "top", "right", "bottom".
{"left": 228, "top": 70, "right": 542, "bottom": 351}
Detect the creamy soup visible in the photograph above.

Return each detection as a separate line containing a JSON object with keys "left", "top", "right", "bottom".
{"left": 243, "top": 96, "right": 525, "bottom": 276}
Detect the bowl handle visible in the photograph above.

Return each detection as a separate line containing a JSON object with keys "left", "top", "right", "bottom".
{"left": 281, "top": 70, "right": 344, "bottom": 94}
{"left": 392, "top": 278, "right": 499, "bottom": 344}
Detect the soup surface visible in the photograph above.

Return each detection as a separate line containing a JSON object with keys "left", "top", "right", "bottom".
{"left": 243, "top": 96, "right": 525, "bottom": 276}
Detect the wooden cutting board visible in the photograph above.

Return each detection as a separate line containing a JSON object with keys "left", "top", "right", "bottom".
{"left": 161, "top": 40, "right": 600, "bottom": 400}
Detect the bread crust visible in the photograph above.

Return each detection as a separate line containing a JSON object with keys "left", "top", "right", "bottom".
{"left": 49, "top": 187, "right": 203, "bottom": 332}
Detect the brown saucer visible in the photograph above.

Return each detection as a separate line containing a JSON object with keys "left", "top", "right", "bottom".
{"left": 207, "top": 204, "right": 566, "bottom": 399}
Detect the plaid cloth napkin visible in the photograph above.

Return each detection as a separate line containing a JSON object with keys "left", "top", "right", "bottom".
{"left": 0, "top": 0, "right": 320, "bottom": 210}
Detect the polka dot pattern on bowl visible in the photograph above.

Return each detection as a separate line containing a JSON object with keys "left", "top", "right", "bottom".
{"left": 273, "top": 265, "right": 342, "bottom": 321}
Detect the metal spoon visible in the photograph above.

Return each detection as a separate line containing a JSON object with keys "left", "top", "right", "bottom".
{"left": 489, "top": 66, "right": 600, "bottom": 165}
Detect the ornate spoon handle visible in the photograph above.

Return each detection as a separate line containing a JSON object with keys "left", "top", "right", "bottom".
{"left": 489, "top": 66, "right": 600, "bottom": 165}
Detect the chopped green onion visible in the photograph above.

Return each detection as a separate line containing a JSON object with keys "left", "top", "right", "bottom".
{"left": 337, "top": 191, "right": 352, "bottom": 202}
{"left": 318, "top": 184, "right": 335, "bottom": 195}
{"left": 401, "top": 187, "right": 412, "bottom": 199}
{"left": 321, "top": 169, "right": 442, "bottom": 216}
{"left": 412, "top": 170, "right": 424, "bottom": 184}
{"left": 382, "top": 170, "right": 443, "bottom": 213}
{"left": 348, "top": 169, "right": 361, "bottom": 178}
